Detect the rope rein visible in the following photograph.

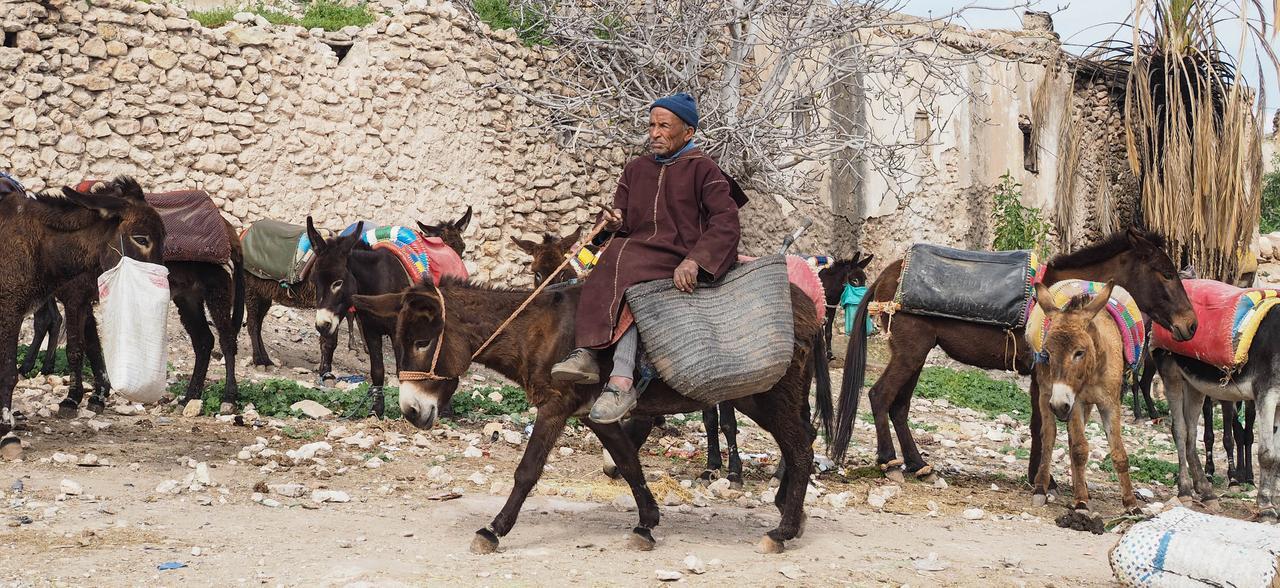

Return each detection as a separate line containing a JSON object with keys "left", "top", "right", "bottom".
{"left": 399, "top": 220, "right": 610, "bottom": 383}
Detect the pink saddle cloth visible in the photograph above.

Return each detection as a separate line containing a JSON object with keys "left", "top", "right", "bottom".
{"left": 1151, "top": 279, "right": 1280, "bottom": 369}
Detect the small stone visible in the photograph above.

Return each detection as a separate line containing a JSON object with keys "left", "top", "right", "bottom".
{"left": 482, "top": 422, "right": 503, "bottom": 438}
{"left": 86, "top": 420, "right": 111, "bottom": 432}
{"left": 155, "top": 480, "right": 179, "bottom": 494}
{"left": 463, "top": 445, "right": 483, "bottom": 458}
{"left": 612, "top": 494, "right": 637, "bottom": 512}
{"left": 261, "top": 498, "right": 282, "bottom": 508}
{"left": 708, "top": 478, "right": 731, "bottom": 497}
{"left": 502, "top": 430, "right": 522, "bottom": 445}
{"left": 291, "top": 400, "right": 332, "bottom": 419}
{"left": 426, "top": 466, "right": 452, "bottom": 485}
{"left": 558, "top": 447, "right": 574, "bottom": 457}
{"left": 287, "top": 442, "right": 332, "bottom": 462}
{"left": 195, "top": 463, "right": 212, "bottom": 485}
{"left": 655, "top": 570, "right": 682, "bottom": 582}
{"left": 268, "top": 483, "right": 308, "bottom": 498}
{"left": 933, "top": 477, "right": 949, "bottom": 490}
{"left": 191, "top": 546, "right": 202, "bottom": 557}
{"left": 52, "top": 452, "right": 78, "bottom": 464}
{"left": 1136, "top": 488, "right": 1155, "bottom": 501}
{"left": 663, "top": 492, "right": 683, "bottom": 506}
{"left": 182, "top": 399, "right": 202, "bottom": 417}
{"left": 684, "top": 554, "right": 705, "bottom": 574}
{"left": 312, "top": 490, "right": 350, "bottom": 504}
{"left": 913, "top": 552, "right": 950, "bottom": 572}
{"left": 60, "top": 480, "right": 83, "bottom": 496}
{"left": 364, "top": 458, "right": 383, "bottom": 469}
{"left": 779, "top": 565, "right": 805, "bottom": 580}
{"left": 962, "top": 508, "right": 985, "bottom": 520}
{"left": 468, "top": 472, "right": 488, "bottom": 486}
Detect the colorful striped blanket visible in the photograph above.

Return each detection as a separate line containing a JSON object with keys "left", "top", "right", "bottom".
{"left": 1025, "top": 279, "right": 1146, "bottom": 383}
{"left": 1151, "top": 279, "right": 1280, "bottom": 370}
{"left": 347, "top": 225, "right": 469, "bottom": 286}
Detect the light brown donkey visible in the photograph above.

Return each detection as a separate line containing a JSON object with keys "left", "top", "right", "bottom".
{"left": 1028, "top": 280, "right": 1141, "bottom": 512}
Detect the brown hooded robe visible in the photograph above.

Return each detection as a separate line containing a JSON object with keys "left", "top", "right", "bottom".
{"left": 575, "top": 148, "right": 741, "bottom": 349}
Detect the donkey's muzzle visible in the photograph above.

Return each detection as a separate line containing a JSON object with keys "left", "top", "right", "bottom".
{"left": 1051, "top": 403, "right": 1072, "bottom": 422}
{"left": 402, "top": 404, "right": 436, "bottom": 430}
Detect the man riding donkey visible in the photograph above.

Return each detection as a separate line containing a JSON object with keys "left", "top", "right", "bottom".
{"left": 550, "top": 92, "right": 744, "bottom": 423}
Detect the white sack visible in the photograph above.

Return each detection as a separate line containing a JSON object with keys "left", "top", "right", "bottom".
{"left": 97, "top": 257, "right": 170, "bottom": 403}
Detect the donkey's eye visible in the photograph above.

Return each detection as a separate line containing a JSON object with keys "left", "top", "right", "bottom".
{"left": 330, "top": 280, "right": 344, "bottom": 293}
{"left": 414, "top": 339, "right": 432, "bottom": 352}
{"left": 534, "top": 272, "right": 544, "bottom": 284}
{"left": 131, "top": 235, "right": 150, "bottom": 247}
{"left": 1073, "top": 350, "right": 1085, "bottom": 361}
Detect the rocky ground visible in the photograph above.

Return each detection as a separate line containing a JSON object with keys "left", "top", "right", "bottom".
{"left": 1, "top": 279, "right": 1274, "bottom": 586}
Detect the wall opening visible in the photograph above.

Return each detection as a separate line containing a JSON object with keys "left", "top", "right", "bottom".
{"left": 1019, "top": 114, "right": 1037, "bottom": 173}
{"left": 325, "top": 41, "right": 353, "bottom": 63}
{"left": 3, "top": 31, "right": 16, "bottom": 48}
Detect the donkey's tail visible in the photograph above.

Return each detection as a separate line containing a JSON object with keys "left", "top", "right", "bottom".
{"left": 812, "top": 332, "right": 833, "bottom": 443}
{"left": 829, "top": 293, "right": 872, "bottom": 463}
{"left": 231, "top": 255, "right": 246, "bottom": 340}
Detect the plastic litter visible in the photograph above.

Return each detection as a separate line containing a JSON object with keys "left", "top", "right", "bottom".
{"left": 157, "top": 562, "right": 187, "bottom": 571}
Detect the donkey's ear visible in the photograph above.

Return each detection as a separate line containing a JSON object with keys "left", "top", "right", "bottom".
{"left": 417, "top": 221, "right": 444, "bottom": 238}
{"left": 404, "top": 289, "right": 443, "bottom": 320}
{"left": 337, "top": 223, "right": 363, "bottom": 256}
{"left": 1034, "top": 282, "right": 1057, "bottom": 314}
{"left": 558, "top": 226, "right": 583, "bottom": 250}
{"left": 111, "top": 176, "right": 147, "bottom": 202}
{"left": 453, "top": 206, "right": 473, "bottom": 231}
{"left": 352, "top": 293, "right": 402, "bottom": 320}
{"left": 857, "top": 253, "right": 874, "bottom": 268}
{"left": 1085, "top": 281, "right": 1116, "bottom": 317}
{"left": 61, "top": 186, "right": 128, "bottom": 218}
{"left": 511, "top": 236, "right": 537, "bottom": 254}
{"left": 306, "top": 216, "right": 327, "bottom": 253}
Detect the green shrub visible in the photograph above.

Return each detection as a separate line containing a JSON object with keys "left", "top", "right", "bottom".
{"left": 189, "top": 7, "right": 237, "bottom": 28}
{"left": 451, "top": 385, "right": 531, "bottom": 417}
{"left": 300, "top": 0, "right": 374, "bottom": 31}
{"left": 992, "top": 171, "right": 1052, "bottom": 258}
{"left": 472, "top": 0, "right": 548, "bottom": 45}
{"left": 913, "top": 366, "right": 1030, "bottom": 421}
{"left": 1261, "top": 153, "right": 1280, "bottom": 234}
{"left": 15, "top": 345, "right": 88, "bottom": 378}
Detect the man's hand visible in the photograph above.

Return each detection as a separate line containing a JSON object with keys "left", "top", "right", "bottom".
{"left": 674, "top": 259, "right": 699, "bottom": 293}
{"left": 602, "top": 208, "right": 624, "bottom": 232}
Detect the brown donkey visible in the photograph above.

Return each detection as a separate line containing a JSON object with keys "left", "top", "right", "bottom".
{"left": 353, "top": 279, "right": 831, "bottom": 554}
{"left": 512, "top": 226, "right": 581, "bottom": 286}
{"left": 244, "top": 207, "right": 472, "bottom": 371}
{"left": 0, "top": 177, "right": 166, "bottom": 457}
{"left": 832, "top": 229, "right": 1197, "bottom": 496}
{"left": 1028, "top": 281, "right": 1140, "bottom": 512}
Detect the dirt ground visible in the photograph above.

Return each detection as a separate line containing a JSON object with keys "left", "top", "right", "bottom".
{"left": 0, "top": 297, "right": 1262, "bottom": 587}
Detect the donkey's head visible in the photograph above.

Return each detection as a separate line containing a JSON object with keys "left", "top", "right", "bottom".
{"left": 818, "top": 253, "right": 874, "bottom": 308}
{"left": 57, "top": 177, "right": 165, "bottom": 269}
{"left": 1051, "top": 228, "right": 1196, "bottom": 342}
{"left": 512, "top": 226, "right": 582, "bottom": 286}
{"left": 416, "top": 206, "right": 473, "bottom": 257}
{"left": 307, "top": 217, "right": 366, "bottom": 337}
{"left": 1034, "top": 281, "right": 1115, "bottom": 422}
{"left": 354, "top": 284, "right": 466, "bottom": 429}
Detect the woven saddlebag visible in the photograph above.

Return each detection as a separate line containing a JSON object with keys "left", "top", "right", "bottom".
{"left": 625, "top": 255, "right": 794, "bottom": 404}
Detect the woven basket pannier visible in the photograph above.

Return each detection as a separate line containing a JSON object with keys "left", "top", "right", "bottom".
{"left": 625, "top": 255, "right": 794, "bottom": 404}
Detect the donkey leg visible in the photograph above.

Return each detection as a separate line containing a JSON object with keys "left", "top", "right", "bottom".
{"left": 245, "top": 290, "right": 275, "bottom": 367}
{"left": 205, "top": 276, "right": 239, "bottom": 414}
{"left": 1163, "top": 370, "right": 1200, "bottom": 501}
{"left": 82, "top": 312, "right": 111, "bottom": 411}
{"left": 1223, "top": 401, "right": 1239, "bottom": 486}
{"left": 1031, "top": 379, "right": 1057, "bottom": 505}
{"left": 889, "top": 371, "right": 930, "bottom": 478}
{"left": 1141, "top": 364, "right": 1158, "bottom": 419}
{"left": 606, "top": 417, "right": 655, "bottom": 479}
{"left": 699, "top": 406, "right": 722, "bottom": 483}
{"left": 19, "top": 299, "right": 53, "bottom": 376}
{"left": 57, "top": 299, "right": 91, "bottom": 418}
{"left": 1099, "top": 402, "right": 1141, "bottom": 512}
{"left": 1254, "top": 393, "right": 1279, "bottom": 521}
{"left": 586, "top": 421, "right": 660, "bottom": 550}
{"left": 175, "top": 295, "right": 215, "bottom": 405}
{"left": 720, "top": 403, "right": 743, "bottom": 488}
{"left": 736, "top": 389, "right": 810, "bottom": 553}
{"left": 1067, "top": 405, "right": 1091, "bottom": 511}
{"left": 357, "top": 319, "right": 386, "bottom": 419}
{"left": 474, "top": 407, "right": 570, "bottom": 554}
{"left": 1241, "top": 402, "right": 1257, "bottom": 485}
{"left": 0, "top": 315, "right": 23, "bottom": 459}
{"left": 1203, "top": 398, "right": 1217, "bottom": 479}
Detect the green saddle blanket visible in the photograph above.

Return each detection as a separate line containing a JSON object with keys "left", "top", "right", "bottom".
{"left": 241, "top": 219, "right": 327, "bottom": 283}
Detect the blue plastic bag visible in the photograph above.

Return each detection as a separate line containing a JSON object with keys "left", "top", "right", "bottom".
{"left": 840, "top": 284, "right": 877, "bottom": 334}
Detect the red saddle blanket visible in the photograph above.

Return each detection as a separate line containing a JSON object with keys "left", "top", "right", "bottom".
{"left": 77, "top": 180, "right": 231, "bottom": 265}
{"left": 1151, "top": 279, "right": 1280, "bottom": 370}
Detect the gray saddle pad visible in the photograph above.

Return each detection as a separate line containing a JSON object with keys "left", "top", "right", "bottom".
{"left": 895, "top": 244, "right": 1035, "bottom": 329}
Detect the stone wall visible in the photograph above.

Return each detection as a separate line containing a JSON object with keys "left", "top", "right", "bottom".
{"left": 0, "top": 0, "right": 625, "bottom": 284}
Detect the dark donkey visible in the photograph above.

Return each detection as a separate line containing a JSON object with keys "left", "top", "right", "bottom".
{"left": 832, "top": 229, "right": 1198, "bottom": 501}
{"left": 30, "top": 182, "right": 248, "bottom": 416}
{"left": 0, "top": 177, "right": 166, "bottom": 458}
{"left": 305, "top": 216, "right": 471, "bottom": 417}
{"left": 244, "top": 207, "right": 472, "bottom": 371}
{"left": 353, "top": 278, "right": 832, "bottom": 554}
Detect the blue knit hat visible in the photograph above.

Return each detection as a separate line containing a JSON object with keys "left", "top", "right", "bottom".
{"left": 650, "top": 93, "right": 698, "bottom": 128}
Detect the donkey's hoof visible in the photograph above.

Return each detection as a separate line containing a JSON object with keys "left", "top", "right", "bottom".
{"left": 1073, "top": 503, "right": 1090, "bottom": 514}
{"left": 756, "top": 535, "right": 785, "bottom": 554}
{"left": 470, "top": 529, "right": 500, "bottom": 554}
{"left": 56, "top": 400, "right": 80, "bottom": 419}
{"left": 727, "top": 475, "right": 744, "bottom": 490}
{"left": 627, "top": 527, "right": 656, "bottom": 551}
{"left": 1031, "top": 494, "right": 1047, "bottom": 507}
{"left": 795, "top": 513, "right": 808, "bottom": 539}
{"left": 0, "top": 434, "right": 22, "bottom": 461}
{"left": 698, "top": 469, "right": 719, "bottom": 484}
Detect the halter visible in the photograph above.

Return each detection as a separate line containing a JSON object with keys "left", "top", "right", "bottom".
{"left": 398, "top": 220, "right": 610, "bottom": 383}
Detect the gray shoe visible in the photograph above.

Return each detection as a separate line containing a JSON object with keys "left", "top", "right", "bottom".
{"left": 589, "top": 383, "right": 638, "bottom": 424}
{"left": 551, "top": 348, "right": 600, "bottom": 384}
